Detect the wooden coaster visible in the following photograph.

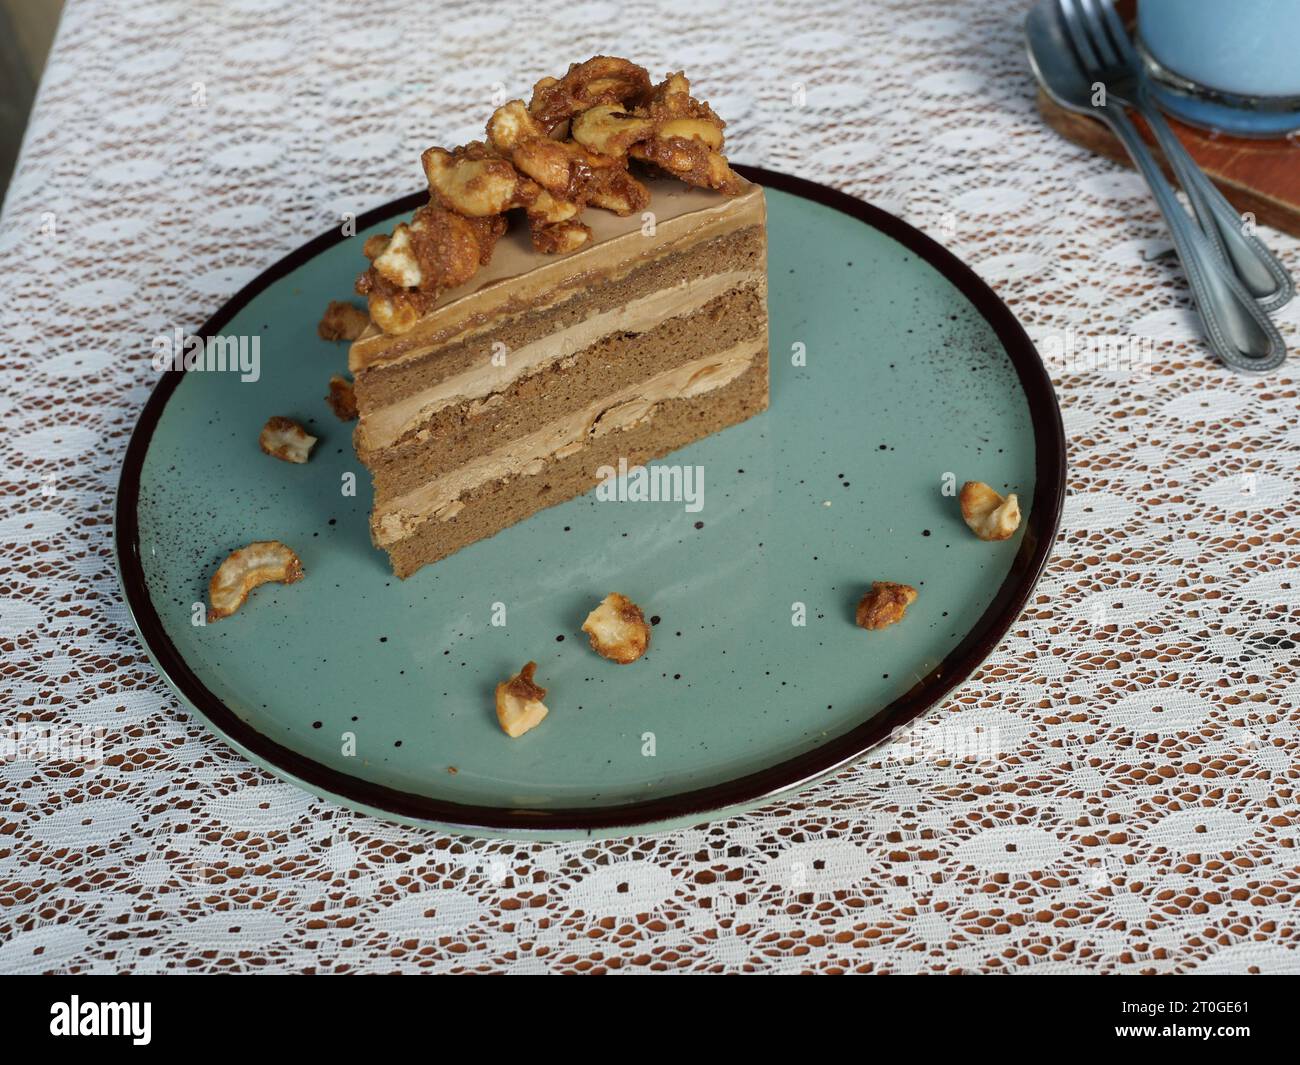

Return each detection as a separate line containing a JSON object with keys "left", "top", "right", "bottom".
{"left": 1035, "top": 0, "right": 1300, "bottom": 238}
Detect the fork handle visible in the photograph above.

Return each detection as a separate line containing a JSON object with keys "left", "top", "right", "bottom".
{"left": 1099, "top": 104, "right": 1286, "bottom": 373}
{"left": 1135, "top": 87, "right": 1295, "bottom": 311}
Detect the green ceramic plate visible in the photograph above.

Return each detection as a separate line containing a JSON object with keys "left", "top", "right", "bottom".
{"left": 115, "top": 168, "right": 1065, "bottom": 839}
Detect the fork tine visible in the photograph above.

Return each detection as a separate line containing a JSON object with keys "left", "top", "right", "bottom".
{"left": 1057, "top": 0, "right": 1102, "bottom": 76}
{"left": 1096, "top": 0, "right": 1141, "bottom": 67}
{"left": 1078, "top": 0, "right": 1120, "bottom": 68}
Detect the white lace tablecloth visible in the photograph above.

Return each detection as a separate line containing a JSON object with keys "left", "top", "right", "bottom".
{"left": 2, "top": 0, "right": 1298, "bottom": 975}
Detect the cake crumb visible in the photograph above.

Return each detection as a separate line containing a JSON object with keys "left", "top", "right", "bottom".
{"left": 327, "top": 375, "right": 358, "bottom": 421}
{"left": 318, "top": 300, "right": 369, "bottom": 341}
{"left": 855, "top": 582, "right": 917, "bottom": 631}
{"left": 258, "top": 416, "right": 317, "bottom": 464}
{"left": 496, "top": 661, "right": 549, "bottom": 738}
{"left": 959, "top": 480, "right": 1021, "bottom": 541}
{"left": 208, "top": 541, "right": 304, "bottom": 622}
{"left": 582, "top": 592, "right": 651, "bottom": 664}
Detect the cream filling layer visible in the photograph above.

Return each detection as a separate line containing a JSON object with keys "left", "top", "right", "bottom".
{"left": 358, "top": 269, "right": 764, "bottom": 455}
{"left": 372, "top": 337, "right": 764, "bottom": 547}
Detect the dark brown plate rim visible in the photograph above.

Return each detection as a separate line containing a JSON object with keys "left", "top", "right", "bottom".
{"left": 114, "top": 165, "right": 1067, "bottom": 836}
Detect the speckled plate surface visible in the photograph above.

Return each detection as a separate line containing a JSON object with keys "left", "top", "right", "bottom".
{"left": 114, "top": 168, "right": 1065, "bottom": 839}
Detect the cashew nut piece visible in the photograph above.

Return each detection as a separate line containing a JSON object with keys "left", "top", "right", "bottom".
{"left": 960, "top": 481, "right": 1022, "bottom": 541}
{"left": 207, "top": 541, "right": 304, "bottom": 621}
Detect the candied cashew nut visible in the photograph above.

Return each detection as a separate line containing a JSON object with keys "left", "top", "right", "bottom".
{"left": 646, "top": 71, "right": 694, "bottom": 112}
{"left": 487, "top": 101, "right": 552, "bottom": 156}
{"left": 582, "top": 592, "right": 651, "bottom": 664}
{"left": 489, "top": 100, "right": 633, "bottom": 213}
{"left": 326, "top": 375, "right": 358, "bottom": 421}
{"left": 422, "top": 143, "right": 526, "bottom": 216}
{"left": 504, "top": 133, "right": 578, "bottom": 197}
{"left": 208, "top": 541, "right": 304, "bottom": 622}
{"left": 489, "top": 102, "right": 589, "bottom": 196}
{"left": 496, "top": 661, "right": 549, "bottom": 738}
{"left": 525, "top": 184, "right": 580, "bottom": 224}
{"left": 375, "top": 204, "right": 502, "bottom": 291}
{"left": 528, "top": 56, "right": 651, "bottom": 133}
{"left": 630, "top": 135, "right": 740, "bottom": 195}
{"left": 515, "top": 178, "right": 589, "bottom": 253}
{"left": 585, "top": 167, "right": 650, "bottom": 216}
{"left": 523, "top": 185, "right": 590, "bottom": 252}
{"left": 855, "top": 582, "right": 918, "bottom": 631}
{"left": 657, "top": 116, "right": 724, "bottom": 150}
{"left": 530, "top": 75, "right": 559, "bottom": 105}
{"left": 356, "top": 201, "right": 507, "bottom": 334}
{"left": 317, "top": 300, "right": 369, "bottom": 341}
{"left": 571, "top": 104, "right": 655, "bottom": 158}
{"left": 530, "top": 218, "right": 591, "bottom": 254}
{"left": 259, "top": 416, "right": 317, "bottom": 464}
{"left": 960, "top": 481, "right": 1021, "bottom": 541}
{"left": 371, "top": 223, "right": 423, "bottom": 288}
{"left": 629, "top": 71, "right": 741, "bottom": 194}
{"left": 363, "top": 292, "right": 418, "bottom": 336}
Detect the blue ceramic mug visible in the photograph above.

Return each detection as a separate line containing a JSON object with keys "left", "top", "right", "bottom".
{"left": 1138, "top": 0, "right": 1300, "bottom": 136}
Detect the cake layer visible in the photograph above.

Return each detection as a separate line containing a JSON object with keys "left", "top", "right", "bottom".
{"left": 353, "top": 221, "right": 765, "bottom": 427}
{"left": 382, "top": 355, "right": 769, "bottom": 578}
{"left": 350, "top": 175, "right": 769, "bottom": 579}
{"left": 349, "top": 177, "right": 765, "bottom": 374}
{"left": 365, "top": 280, "right": 767, "bottom": 501}
{"left": 373, "top": 337, "right": 767, "bottom": 550}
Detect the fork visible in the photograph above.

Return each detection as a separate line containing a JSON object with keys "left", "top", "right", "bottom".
{"left": 1079, "top": 0, "right": 1293, "bottom": 310}
{"left": 1057, "top": 0, "right": 1287, "bottom": 372}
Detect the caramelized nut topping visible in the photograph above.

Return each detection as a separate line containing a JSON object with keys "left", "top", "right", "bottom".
{"left": 259, "top": 416, "right": 317, "bottom": 464}
{"left": 496, "top": 661, "right": 550, "bottom": 737}
{"left": 355, "top": 56, "right": 743, "bottom": 335}
{"left": 855, "top": 582, "right": 918, "bottom": 631}
{"left": 317, "top": 300, "right": 369, "bottom": 341}
{"left": 582, "top": 592, "right": 651, "bottom": 664}
{"left": 959, "top": 481, "right": 1021, "bottom": 541}
{"left": 326, "top": 375, "right": 358, "bottom": 421}
{"left": 208, "top": 541, "right": 304, "bottom": 622}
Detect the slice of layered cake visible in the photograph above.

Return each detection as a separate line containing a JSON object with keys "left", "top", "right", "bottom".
{"left": 349, "top": 57, "right": 769, "bottom": 578}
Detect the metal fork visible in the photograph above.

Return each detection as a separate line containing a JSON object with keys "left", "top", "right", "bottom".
{"left": 1080, "top": 0, "right": 1293, "bottom": 310}
{"left": 1057, "top": 0, "right": 1286, "bottom": 372}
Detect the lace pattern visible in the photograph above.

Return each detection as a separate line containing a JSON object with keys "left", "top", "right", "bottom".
{"left": 1, "top": 0, "right": 1297, "bottom": 974}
